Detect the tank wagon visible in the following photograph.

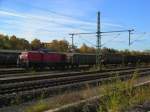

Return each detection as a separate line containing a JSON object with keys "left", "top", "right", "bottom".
{"left": 0, "top": 50, "right": 21, "bottom": 67}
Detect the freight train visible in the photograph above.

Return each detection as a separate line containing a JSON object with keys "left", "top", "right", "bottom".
{"left": 0, "top": 50, "right": 150, "bottom": 68}
{"left": 17, "top": 51, "right": 150, "bottom": 69}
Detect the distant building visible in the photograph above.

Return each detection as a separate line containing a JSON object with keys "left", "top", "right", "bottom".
{"left": 41, "top": 42, "right": 52, "bottom": 48}
{"left": 41, "top": 42, "right": 56, "bottom": 52}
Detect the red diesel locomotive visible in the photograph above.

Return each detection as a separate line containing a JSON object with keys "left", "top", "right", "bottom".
{"left": 18, "top": 51, "right": 67, "bottom": 69}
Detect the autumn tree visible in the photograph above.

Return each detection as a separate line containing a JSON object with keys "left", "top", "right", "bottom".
{"left": 9, "top": 35, "right": 30, "bottom": 50}
{"left": 19, "top": 38, "right": 31, "bottom": 50}
{"left": 49, "top": 40, "right": 59, "bottom": 51}
{"left": 31, "top": 39, "right": 42, "bottom": 50}
{"left": 9, "top": 35, "right": 18, "bottom": 49}
{"left": 58, "top": 40, "right": 69, "bottom": 52}
{"left": 79, "top": 44, "right": 96, "bottom": 53}
{"left": 0, "top": 34, "right": 11, "bottom": 49}
{"left": 101, "top": 47, "right": 118, "bottom": 55}
{"left": 48, "top": 40, "right": 69, "bottom": 52}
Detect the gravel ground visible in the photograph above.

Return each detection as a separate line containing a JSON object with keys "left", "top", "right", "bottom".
{"left": 126, "top": 101, "right": 150, "bottom": 112}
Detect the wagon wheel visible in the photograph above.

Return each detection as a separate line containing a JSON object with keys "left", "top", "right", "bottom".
{"left": 26, "top": 60, "right": 30, "bottom": 69}
{"left": 17, "top": 58, "right": 20, "bottom": 68}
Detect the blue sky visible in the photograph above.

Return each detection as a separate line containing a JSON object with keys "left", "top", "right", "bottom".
{"left": 0, "top": 0, "right": 150, "bottom": 50}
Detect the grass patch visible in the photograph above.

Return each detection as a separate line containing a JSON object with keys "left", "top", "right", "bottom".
{"left": 24, "top": 85, "right": 99, "bottom": 112}
{"left": 98, "top": 72, "right": 150, "bottom": 112}
{"left": 24, "top": 71, "right": 150, "bottom": 112}
{"left": 25, "top": 101, "right": 49, "bottom": 112}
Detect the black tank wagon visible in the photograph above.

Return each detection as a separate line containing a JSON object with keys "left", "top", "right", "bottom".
{"left": 0, "top": 50, "right": 21, "bottom": 67}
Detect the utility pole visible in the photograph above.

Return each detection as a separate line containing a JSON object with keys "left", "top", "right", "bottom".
{"left": 96, "top": 11, "right": 101, "bottom": 70}
{"left": 70, "top": 33, "right": 75, "bottom": 52}
{"left": 128, "top": 29, "right": 134, "bottom": 46}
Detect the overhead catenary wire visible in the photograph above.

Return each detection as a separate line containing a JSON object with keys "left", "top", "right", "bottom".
{"left": 78, "top": 35, "right": 96, "bottom": 47}
{"left": 101, "top": 33, "right": 121, "bottom": 47}
{"left": 129, "top": 32, "right": 148, "bottom": 45}
{"left": 76, "top": 33, "right": 123, "bottom": 48}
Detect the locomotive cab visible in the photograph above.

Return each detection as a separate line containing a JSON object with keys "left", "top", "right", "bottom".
{"left": 18, "top": 51, "right": 43, "bottom": 68}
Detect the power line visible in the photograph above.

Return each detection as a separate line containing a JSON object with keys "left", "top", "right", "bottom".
{"left": 84, "top": 34, "right": 120, "bottom": 47}
{"left": 69, "top": 11, "right": 134, "bottom": 70}
{"left": 101, "top": 29, "right": 134, "bottom": 34}
{"left": 130, "top": 39, "right": 146, "bottom": 45}
{"left": 102, "top": 33, "right": 120, "bottom": 46}
{"left": 75, "top": 33, "right": 121, "bottom": 49}
{"left": 130, "top": 32, "right": 147, "bottom": 45}
{"left": 79, "top": 35, "right": 96, "bottom": 47}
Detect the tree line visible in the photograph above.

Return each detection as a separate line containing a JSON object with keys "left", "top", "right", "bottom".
{"left": 0, "top": 34, "right": 97, "bottom": 53}
{"left": 0, "top": 34, "right": 149, "bottom": 55}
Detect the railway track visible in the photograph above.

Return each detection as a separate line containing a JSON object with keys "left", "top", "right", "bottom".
{"left": 0, "top": 68, "right": 26, "bottom": 75}
{"left": 0, "top": 66, "right": 146, "bottom": 83}
{"left": 0, "top": 66, "right": 87, "bottom": 76}
{"left": 0, "top": 65, "right": 147, "bottom": 78}
{"left": 0, "top": 66, "right": 150, "bottom": 107}
{"left": 0, "top": 70, "right": 70, "bottom": 78}
{"left": 1, "top": 67, "right": 150, "bottom": 94}
{"left": 0, "top": 65, "right": 143, "bottom": 78}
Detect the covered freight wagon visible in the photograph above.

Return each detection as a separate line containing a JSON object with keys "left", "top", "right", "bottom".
{"left": 124, "top": 54, "right": 150, "bottom": 64}
{"left": 103, "top": 53, "right": 124, "bottom": 64}
{"left": 67, "top": 53, "right": 96, "bottom": 67}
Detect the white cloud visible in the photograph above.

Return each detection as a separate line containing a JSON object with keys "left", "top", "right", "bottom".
{"left": 0, "top": 9, "right": 127, "bottom": 43}
{"left": 0, "top": 10, "right": 25, "bottom": 18}
{"left": 103, "top": 23, "right": 125, "bottom": 28}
